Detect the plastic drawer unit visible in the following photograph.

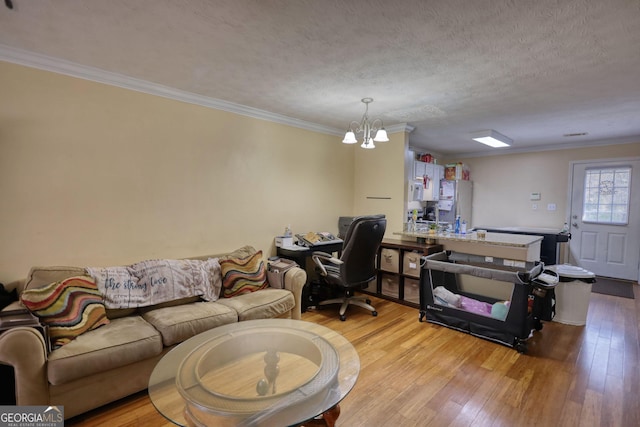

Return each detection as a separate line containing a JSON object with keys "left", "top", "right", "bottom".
{"left": 419, "top": 251, "right": 556, "bottom": 353}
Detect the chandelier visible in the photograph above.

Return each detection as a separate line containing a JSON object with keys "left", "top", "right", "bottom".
{"left": 342, "top": 98, "right": 389, "bottom": 149}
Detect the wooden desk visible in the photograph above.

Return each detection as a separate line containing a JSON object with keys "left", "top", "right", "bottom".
{"left": 277, "top": 242, "right": 343, "bottom": 279}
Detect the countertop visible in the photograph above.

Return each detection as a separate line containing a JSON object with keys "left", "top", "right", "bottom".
{"left": 394, "top": 231, "right": 544, "bottom": 248}
{"left": 474, "top": 225, "right": 566, "bottom": 235}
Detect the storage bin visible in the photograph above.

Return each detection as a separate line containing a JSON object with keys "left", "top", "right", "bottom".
{"left": 381, "top": 274, "right": 399, "bottom": 299}
{"left": 404, "top": 278, "right": 420, "bottom": 304}
{"left": 547, "top": 264, "right": 596, "bottom": 326}
{"left": 363, "top": 278, "right": 377, "bottom": 293}
{"left": 403, "top": 251, "right": 422, "bottom": 278}
{"left": 380, "top": 248, "right": 399, "bottom": 273}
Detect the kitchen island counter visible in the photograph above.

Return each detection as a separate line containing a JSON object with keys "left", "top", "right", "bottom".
{"left": 394, "top": 231, "right": 543, "bottom": 263}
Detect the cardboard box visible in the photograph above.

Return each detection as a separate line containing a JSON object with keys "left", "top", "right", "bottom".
{"left": 444, "top": 163, "right": 470, "bottom": 180}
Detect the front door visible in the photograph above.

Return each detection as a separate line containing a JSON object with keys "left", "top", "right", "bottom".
{"left": 568, "top": 158, "right": 640, "bottom": 281}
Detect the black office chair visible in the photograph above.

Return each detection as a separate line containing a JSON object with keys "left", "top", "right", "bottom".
{"left": 312, "top": 215, "right": 387, "bottom": 321}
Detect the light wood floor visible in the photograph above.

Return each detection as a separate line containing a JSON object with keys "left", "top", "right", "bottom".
{"left": 67, "top": 287, "right": 640, "bottom": 427}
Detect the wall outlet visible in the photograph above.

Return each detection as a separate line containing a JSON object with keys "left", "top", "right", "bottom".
{"left": 547, "top": 203, "right": 557, "bottom": 211}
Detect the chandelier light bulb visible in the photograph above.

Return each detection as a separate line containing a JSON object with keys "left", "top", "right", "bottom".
{"left": 361, "top": 138, "right": 375, "bottom": 149}
{"left": 374, "top": 128, "right": 389, "bottom": 142}
{"left": 342, "top": 131, "right": 357, "bottom": 144}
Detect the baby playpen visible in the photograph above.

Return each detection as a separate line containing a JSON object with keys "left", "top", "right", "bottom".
{"left": 419, "top": 251, "right": 556, "bottom": 353}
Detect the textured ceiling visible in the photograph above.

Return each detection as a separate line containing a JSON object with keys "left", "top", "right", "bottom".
{"left": 1, "top": 0, "right": 639, "bottom": 156}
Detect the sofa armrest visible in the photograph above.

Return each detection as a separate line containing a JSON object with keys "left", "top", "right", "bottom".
{"left": 0, "top": 326, "right": 49, "bottom": 405}
{"left": 282, "top": 267, "right": 307, "bottom": 320}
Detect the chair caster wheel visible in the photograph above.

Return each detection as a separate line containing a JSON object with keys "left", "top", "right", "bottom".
{"left": 515, "top": 341, "right": 527, "bottom": 353}
{"left": 372, "top": 311, "right": 378, "bottom": 317}
{"left": 340, "top": 314, "right": 346, "bottom": 321}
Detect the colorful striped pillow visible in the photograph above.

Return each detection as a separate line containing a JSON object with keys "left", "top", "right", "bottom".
{"left": 220, "top": 251, "right": 268, "bottom": 298}
{"left": 20, "top": 276, "right": 109, "bottom": 348}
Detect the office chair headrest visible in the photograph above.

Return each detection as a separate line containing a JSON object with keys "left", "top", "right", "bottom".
{"left": 343, "top": 215, "right": 386, "bottom": 246}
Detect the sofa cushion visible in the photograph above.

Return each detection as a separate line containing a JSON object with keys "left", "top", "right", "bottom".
{"left": 20, "top": 276, "right": 110, "bottom": 349}
{"left": 142, "top": 302, "right": 238, "bottom": 346}
{"left": 220, "top": 251, "right": 268, "bottom": 298}
{"left": 47, "top": 316, "right": 162, "bottom": 385}
{"left": 216, "top": 288, "right": 294, "bottom": 321}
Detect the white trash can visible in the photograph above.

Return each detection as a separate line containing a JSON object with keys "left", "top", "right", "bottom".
{"left": 547, "top": 264, "right": 596, "bottom": 326}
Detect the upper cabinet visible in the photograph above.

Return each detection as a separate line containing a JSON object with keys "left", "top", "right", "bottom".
{"left": 413, "top": 161, "right": 427, "bottom": 180}
{"left": 413, "top": 161, "right": 443, "bottom": 201}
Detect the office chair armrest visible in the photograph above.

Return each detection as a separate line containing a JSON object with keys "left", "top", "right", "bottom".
{"left": 311, "top": 251, "right": 343, "bottom": 277}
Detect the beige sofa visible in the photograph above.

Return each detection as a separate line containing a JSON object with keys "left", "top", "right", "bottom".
{"left": 0, "top": 246, "right": 306, "bottom": 419}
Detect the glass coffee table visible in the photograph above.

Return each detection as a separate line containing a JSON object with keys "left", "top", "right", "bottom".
{"left": 148, "top": 319, "right": 359, "bottom": 427}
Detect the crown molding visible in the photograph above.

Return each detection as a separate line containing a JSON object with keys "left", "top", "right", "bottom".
{"left": 0, "top": 44, "right": 343, "bottom": 136}
{"left": 388, "top": 123, "right": 414, "bottom": 134}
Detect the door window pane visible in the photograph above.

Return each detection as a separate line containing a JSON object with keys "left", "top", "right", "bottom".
{"left": 583, "top": 167, "right": 631, "bottom": 225}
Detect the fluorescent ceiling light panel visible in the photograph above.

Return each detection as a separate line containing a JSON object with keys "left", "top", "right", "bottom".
{"left": 471, "top": 130, "right": 512, "bottom": 148}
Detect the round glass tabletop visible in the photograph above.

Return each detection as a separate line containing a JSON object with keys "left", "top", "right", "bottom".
{"left": 148, "top": 319, "right": 359, "bottom": 426}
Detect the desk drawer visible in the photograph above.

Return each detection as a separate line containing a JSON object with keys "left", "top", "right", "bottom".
{"left": 380, "top": 248, "right": 399, "bottom": 273}
{"left": 403, "top": 251, "right": 422, "bottom": 278}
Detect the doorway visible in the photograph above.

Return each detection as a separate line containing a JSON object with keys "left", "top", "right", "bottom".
{"left": 568, "top": 158, "right": 640, "bottom": 282}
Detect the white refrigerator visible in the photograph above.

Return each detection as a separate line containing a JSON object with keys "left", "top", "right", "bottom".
{"left": 438, "top": 180, "right": 473, "bottom": 228}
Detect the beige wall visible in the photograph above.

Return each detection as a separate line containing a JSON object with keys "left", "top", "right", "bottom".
{"left": 3, "top": 60, "right": 638, "bottom": 286}
{"left": 0, "top": 62, "right": 356, "bottom": 284}
{"left": 353, "top": 129, "right": 409, "bottom": 238}
{"left": 445, "top": 142, "right": 640, "bottom": 229}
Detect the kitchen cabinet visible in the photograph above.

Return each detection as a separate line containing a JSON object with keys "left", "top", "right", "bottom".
{"left": 363, "top": 239, "right": 442, "bottom": 308}
{"left": 413, "top": 161, "right": 443, "bottom": 201}
{"left": 413, "top": 161, "right": 427, "bottom": 179}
